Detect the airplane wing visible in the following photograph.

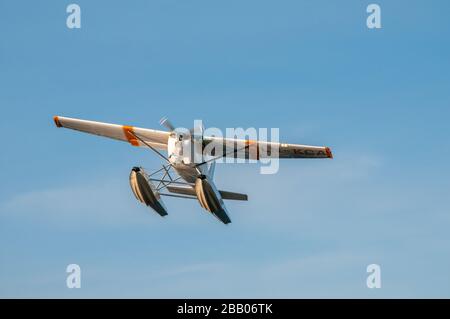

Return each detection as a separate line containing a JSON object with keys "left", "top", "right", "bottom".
{"left": 203, "top": 136, "right": 333, "bottom": 160}
{"left": 53, "top": 116, "right": 169, "bottom": 149}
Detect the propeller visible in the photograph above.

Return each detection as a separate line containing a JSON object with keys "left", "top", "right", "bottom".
{"left": 159, "top": 116, "right": 175, "bottom": 131}
{"left": 160, "top": 116, "right": 203, "bottom": 140}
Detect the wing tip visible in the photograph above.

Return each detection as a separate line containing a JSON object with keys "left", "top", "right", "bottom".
{"left": 53, "top": 116, "right": 62, "bottom": 128}
{"left": 325, "top": 147, "right": 333, "bottom": 159}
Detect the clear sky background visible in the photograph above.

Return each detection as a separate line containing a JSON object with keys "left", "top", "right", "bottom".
{"left": 1, "top": 0, "right": 450, "bottom": 298}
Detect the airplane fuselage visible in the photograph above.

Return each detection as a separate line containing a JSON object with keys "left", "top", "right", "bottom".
{"left": 167, "top": 131, "right": 209, "bottom": 183}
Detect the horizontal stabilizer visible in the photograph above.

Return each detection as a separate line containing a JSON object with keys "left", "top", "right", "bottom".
{"left": 166, "top": 185, "right": 247, "bottom": 201}
{"left": 219, "top": 190, "right": 248, "bottom": 201}
{"left": 166, "top": 185, "right": 196, "bottom": 197}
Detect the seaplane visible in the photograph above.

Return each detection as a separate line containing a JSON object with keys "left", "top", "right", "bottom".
{"left": 53, "top": 116, "right": 333, "bottom": 224}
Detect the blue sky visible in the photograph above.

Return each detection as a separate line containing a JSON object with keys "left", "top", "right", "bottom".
{"left": 1, "top": 0, "right": 450, "bottom": 297}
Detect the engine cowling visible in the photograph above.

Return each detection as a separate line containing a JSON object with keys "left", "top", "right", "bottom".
{"left": 195, "top": 175, "right": 231, "bottom": 224}
{"left": 129, "top": 167, "right": 168, "bottom": 216}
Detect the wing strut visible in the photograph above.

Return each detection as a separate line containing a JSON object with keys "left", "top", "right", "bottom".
{"left": 126, "top": 129, "right": 170, "bottom": 163}
{"left": 195, "top": 144, "right": 251, "bottom": 168}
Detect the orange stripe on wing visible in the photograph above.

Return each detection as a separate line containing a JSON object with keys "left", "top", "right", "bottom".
{"left": 245, "top": 140, "right": 259, "bottom": 160}
{"left": 325, "top": 147, "right": 333, "bottom": 159}
{"left": 122, "top": 125, "right": 140, "bottom": 146}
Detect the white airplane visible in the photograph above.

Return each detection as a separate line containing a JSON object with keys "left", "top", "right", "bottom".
{"left": 53, "top": 116, "right": 333, "bottom": 224}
